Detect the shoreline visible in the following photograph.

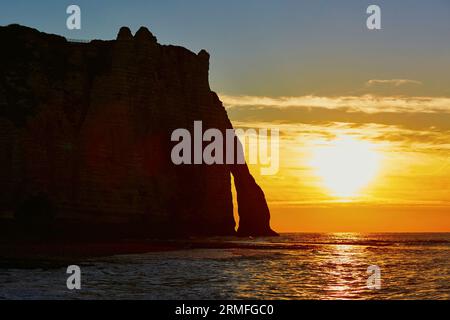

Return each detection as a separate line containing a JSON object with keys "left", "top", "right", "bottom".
{"left": 2, "top": 232, "right": 449, "bottom": 268}
{"left": 0, "top": 241, "right": 184, "bottom": 268}
{"left": 0, "top": 237, "right": 296, "bottom": 266}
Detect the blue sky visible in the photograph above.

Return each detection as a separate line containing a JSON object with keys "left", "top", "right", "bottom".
{"left": 1, "top": 0, "right": 450, "bottom": 96}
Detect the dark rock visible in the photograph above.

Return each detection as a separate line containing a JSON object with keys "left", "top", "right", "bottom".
{"left": 197, "top": 49, "right": 210, "bottom": 61}
{"left": 0, "top": 24, "right": 277, "bottom": 240}
{"left": 117, "top": 26, "right": 133, "bottom": 41}
{"left": 135, "top": 26, "right": 157, "bottom": 43}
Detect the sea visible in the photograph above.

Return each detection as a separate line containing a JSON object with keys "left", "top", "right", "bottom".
{"left": 1, "top": 233, "right": 449, "bottom": 300}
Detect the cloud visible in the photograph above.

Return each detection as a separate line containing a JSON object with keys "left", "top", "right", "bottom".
{"left": 220, "top": 94, "right": 450, "bottom": 131}
{"left": 232, "top": 120, "right": 450, "bottom": 149}
{"left": 220, "top": 94, "right": 450, "bottom": 114}
{"left": 366, "top": 79, "right": 423, "bottom": 87}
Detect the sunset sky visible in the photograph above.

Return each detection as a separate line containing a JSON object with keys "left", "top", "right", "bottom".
{"left": 2, "top": 0, "right": 449, "bottom": 232}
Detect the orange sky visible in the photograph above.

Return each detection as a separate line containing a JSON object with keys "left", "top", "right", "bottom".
{"left": 227, "top": 94, "right": 450, "bottom": 232}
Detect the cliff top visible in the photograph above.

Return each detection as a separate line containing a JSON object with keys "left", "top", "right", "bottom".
{"left": 0, "top": 24, "right": 210, "bottom": 60}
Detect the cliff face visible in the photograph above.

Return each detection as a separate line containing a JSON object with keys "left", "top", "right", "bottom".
{"left": 0, "top": 24, "right": 277, "bottom": 239}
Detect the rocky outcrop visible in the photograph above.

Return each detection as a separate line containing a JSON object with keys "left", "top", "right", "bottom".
{"left": 0, "top": 24, "right": 277, "bottom": 239}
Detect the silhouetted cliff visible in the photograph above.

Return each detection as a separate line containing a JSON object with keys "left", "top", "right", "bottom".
{"left": 0, "top": 24, "right": 277, "bottom": 240}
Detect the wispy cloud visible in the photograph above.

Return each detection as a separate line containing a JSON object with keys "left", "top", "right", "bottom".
{"left": 221, "top": 94, "right": 450, "bottom": 131}
{"left": 366, "top": 79, "right": 423, "bottom": 87}
{"left": 220, "top": 94, "right": 450, "bottom": 114}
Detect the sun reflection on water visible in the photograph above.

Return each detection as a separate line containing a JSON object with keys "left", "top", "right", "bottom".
{"left": 319, "top": 233, "right": 369, "bottom": 299}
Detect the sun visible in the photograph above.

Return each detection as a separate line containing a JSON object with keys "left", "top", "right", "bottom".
{"left": 310, "top": 136, "right": 381, "bottom": 199}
